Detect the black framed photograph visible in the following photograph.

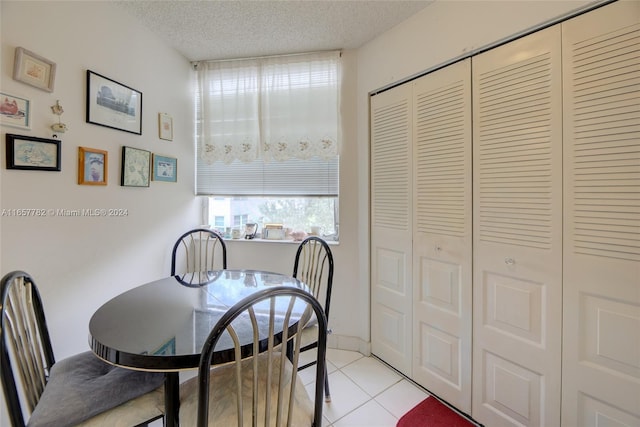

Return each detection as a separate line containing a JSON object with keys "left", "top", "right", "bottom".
{"left": 152, "top": 154, "right": 177, "bottom": 182}
{"left": 78, "top": 146, "right": 108, "bottom": 185}
{"left": 6, "top": 134, "right": 61, "bottom": 171}
{"left": 121, "top": 146, "right": 150, "bottom": 187}
{"left": 86, "top": 70, "right": 142, "bottom": 135}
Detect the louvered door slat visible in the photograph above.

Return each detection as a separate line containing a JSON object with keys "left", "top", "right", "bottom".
{"left": 372, "top": 98, "right": 411, "bottom": 231}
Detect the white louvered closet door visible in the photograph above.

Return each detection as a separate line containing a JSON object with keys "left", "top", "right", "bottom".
{"left": 411, "top": 59, "right": 472, "bottom": 412}
{"left": 370, "top": 83, "right": 414, "bottom": 375}
{"left": 471, "top": 25, "right": 563, "bottom": 427}
{"left": 562, "top": 2, "right": 640, "bottom": 426}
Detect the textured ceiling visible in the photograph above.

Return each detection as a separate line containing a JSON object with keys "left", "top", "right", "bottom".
{"left": 113, "top": 0, "right": 433, "bottom": 62}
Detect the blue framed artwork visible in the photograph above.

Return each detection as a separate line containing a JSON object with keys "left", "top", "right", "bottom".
{"left": 152, "top": 154, "right": 177, "bottom": 182}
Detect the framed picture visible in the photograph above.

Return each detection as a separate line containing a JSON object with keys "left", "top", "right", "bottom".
{"left": 13, "top": 47, "right": 56, "bottom": 92}
{"left": 6, "top": 134, "right": 61, "bottom": 171}
{"left": 152, "top": 154, "right": 177, "bottom": 182}
{"left": 78, "top": 147, "right": 108, "bottom": 185}
{"left": 158, "top": 113, "right": 173, "bottom": 141}
{"left": 0, "top": 92, "right": 31, "bottom": 130}
{"left": 86, "top": 70, "right": 142, "bottom": 135}
{"left": 121, "top": 146, "right": 150, "bottom": 187}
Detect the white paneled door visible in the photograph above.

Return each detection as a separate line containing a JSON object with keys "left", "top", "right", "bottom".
{"left": 562, "top": 2, "right": 640, "bottom": 426}
{"left": 411, "top": 59, "right": 473, "bottom": 412}
{"left": 472, "top": 25, "right": 563, "bottom": 427}
{"left": 370, "top": 83, "right": 414, "bottom": 376}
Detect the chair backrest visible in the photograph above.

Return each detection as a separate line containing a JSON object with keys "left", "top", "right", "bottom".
{"left": 197, "top": 286, "right": 327, "bottom": 427}
{"left": 171, "top": 228, "right": 227, "bottom": 276}
{"left": 292, "top": 237, "right": 334, "bottom": 320}
{"left": 1, "top": 271, "right": 55, "bottom": 427}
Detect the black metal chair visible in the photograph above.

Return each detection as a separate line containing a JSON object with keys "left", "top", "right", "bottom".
{"left": 178, "top": 286, "right": 327, "bottom": 427}
{"left": 292, "top": 236, "right": 334, "bottom": 402}
{"left": 0, "top": 271, "right": 165, "bottom": 427}
{"left": 171, "top": 228, "right": 228, "bottom": 278}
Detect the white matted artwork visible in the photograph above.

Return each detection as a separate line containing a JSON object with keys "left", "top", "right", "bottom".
{"left": 159, "top": 113, "right": 173, "bottom": 141}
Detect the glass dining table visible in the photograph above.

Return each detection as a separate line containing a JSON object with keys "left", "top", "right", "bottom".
{"left": 88, "top": 269, "right": 308, "bottom": 427}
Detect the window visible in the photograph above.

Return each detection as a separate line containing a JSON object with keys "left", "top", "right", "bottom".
{"left": 214, "top": 216, "right": 225, "bottom": 228}
{"left": 195, "top": 51, "right": 341, "bottom": 240}
{"left": 208, "top": 196, "right": 338, "bottom": 239}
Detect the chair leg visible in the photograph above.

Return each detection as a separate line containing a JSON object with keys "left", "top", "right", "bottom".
{"left": 324, "top": 365, "right": 331, "bottom": 402}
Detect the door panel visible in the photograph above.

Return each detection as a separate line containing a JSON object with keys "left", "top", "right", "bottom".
{"left": 472, "top": 25, "right": 563, "bottom": 427}
{"left": 562, "top": 2, "right": 640, "bottom": 425}
{"left": 412, "top": 59, "right": 472, "bottom": 412}
{"left": 370, "top": 84, "right": 413, "bottom": 375}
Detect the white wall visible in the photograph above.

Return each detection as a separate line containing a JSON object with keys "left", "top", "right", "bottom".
{"left": 0, "top": 4, "right": 198, "bottom": 423}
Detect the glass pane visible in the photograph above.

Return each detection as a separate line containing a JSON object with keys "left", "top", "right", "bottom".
{"left": 208, "top": 196, "right": 338, "bottom": 241}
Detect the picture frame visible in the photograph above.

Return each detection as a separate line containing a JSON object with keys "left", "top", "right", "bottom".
{"left": 152, "top": 154, "right": 177, "bottom": 182}
{"left": 158, "top": 113, "right": 173, "bottom": 141}
{"left": 13, "top": 47, "right": 56, "bottom": 92}
{"left": 6, "top": 134, "right": 61, "bottom": 171}
{"left": 0, "top": 92, "right": 31, "bottom": 130}
{"left": 86, "top": 70, "right": 142, "bottom": 135}
{"left": 78, "top": 147, "right": 108, "bottom": 185}
{"left": 121, "top": 146, "right": 150, "bottom": 187}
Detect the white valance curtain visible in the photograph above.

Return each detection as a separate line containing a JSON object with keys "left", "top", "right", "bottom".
{"left": 196, "top": 51, "right": 341, "bottom": 164}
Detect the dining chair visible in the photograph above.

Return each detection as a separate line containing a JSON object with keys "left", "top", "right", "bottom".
{"left": 292, "top": 236, "right": 334, "bottom": 402}
{"left": 171, "top": 228, "right": 227, "bottom": 277}
{"left": 0, "top": 270, "right": 165, "bottom": 427}
{"left": 179, "top": 286, "right": 328, "bottom": 427}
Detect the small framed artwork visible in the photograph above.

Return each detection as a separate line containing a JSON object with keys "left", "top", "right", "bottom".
{"left": 87, "top": 70, "right": 142, "bottom": 135}
{"left": 0, "top": 92, "right": 31, "bottom": 130}
{"left": 121, "top": 146, "right": 150, "bottom": 187}
{"left": 158, "top": 113, "right": 173, "bottom": 141}
{"left": 13, "top": 47, "right": 56, "bottom": 92}
{"left": 78, "top": 147, "right": 108, "bottom": 185}
{"left": 6, "top": 134, "right": 61, "bottom": 171}
{"left": 152, "top": 154, "right": 177, "bottom": 182}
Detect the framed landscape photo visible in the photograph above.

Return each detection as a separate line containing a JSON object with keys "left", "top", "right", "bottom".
{"left": 152, "top": 154, "right": 177, "bottom": 182}
{"left": 158, "top": 113, "right": 173, "bottom": 141}
{"left": 6, "top": 134, "right": 61, "bottom": 171}
{"left": 86, "top": 70, "right": 142, "bottom": 135}
{"left": 121, "top": 146, "right": 150, "bottom": 187}
{"left": 0, "top": 92, "right": 31, "bottom": 130}
{"left": 78, "top": 147, "right": 108, "bottom": 185}
{"left": 13, "top": 47, "right": 56, "bottom": 92}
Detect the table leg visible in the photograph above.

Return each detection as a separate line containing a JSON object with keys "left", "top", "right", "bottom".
{"left": 165, "top": 372, "right": 180, "bottom": 427}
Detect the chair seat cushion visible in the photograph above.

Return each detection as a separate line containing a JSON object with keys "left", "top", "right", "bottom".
{"left": 179, "top": 352, "right": 314, "bottom": 426}
{"left": 27, "top": 351, "right": 164, "bottom": 427}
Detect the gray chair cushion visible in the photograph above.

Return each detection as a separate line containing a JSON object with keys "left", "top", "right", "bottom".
{"left": 27, "top": 351, "right": 164, "bottom": 427}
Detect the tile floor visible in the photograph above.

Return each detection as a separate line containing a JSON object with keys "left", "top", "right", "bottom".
{"left": 299, "top": 349, "right": 430, "bottom": 427}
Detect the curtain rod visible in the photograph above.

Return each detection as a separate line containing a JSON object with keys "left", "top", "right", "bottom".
{"left": 192, "top": 49, "right": 342, "bottom": 70}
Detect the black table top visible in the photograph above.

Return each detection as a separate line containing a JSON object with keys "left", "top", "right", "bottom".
{"left": 89, "top": 269, "right": 307, "bottom": 371}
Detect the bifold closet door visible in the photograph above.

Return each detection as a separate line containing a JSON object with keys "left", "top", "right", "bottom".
{"left": 562, "top": 2, "right": 640, "bottom": 425}
{"left": 411, "top": 58, "right": 472, "bottom": 412}
{"left": 471, "top": 25, "right": 563, "bottom": 426}
{"left": 370, "top": 83, "right": 414, "bottom": 376}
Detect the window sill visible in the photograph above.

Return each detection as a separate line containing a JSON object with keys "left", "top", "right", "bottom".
{"left": 223, "top": 237, "right": 339, "bottom": 245}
